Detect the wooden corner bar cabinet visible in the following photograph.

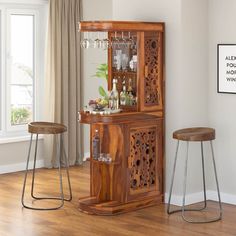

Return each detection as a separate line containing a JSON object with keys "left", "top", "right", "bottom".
{"left": 78, "top": 21, "right": 165, "bottom": 215}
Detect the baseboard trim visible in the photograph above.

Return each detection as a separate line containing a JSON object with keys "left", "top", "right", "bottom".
{"left": 0, "top": 160, "right": 45, "bottom": 174}
{"left": 165, "top": 191, "right": 236, "bottom": 206}
{"left": 0, "top": 152, "right": 90, "bottom": 174}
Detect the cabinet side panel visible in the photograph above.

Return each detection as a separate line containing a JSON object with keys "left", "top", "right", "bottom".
{"left": 90, "top": 124, "right": 126, "bottom": 202}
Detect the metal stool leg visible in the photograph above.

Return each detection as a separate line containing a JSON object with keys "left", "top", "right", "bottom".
{"left": 181, "top": 141, "right": 222, "bottom": 223}
{"left": 182, "top": 141, "right": 222, "bottom": 223}
{"left": 168, "top": 141, "right": 207, "bottom": 215}
{"left": 31, "top": 134, "right": 38, "bottom": 199}
{"left": 22, "top": 133, "right": 65, "bottom": 210}
{"left": 31, "top": 134, "right": 72, "bottom": 202}
{"left": 61, "top": 134, "right": 72, "bottom": 201}
{"left": 210, "top": 141, "right": 222, "bottom": 220}
{"left": 167, "top": 140, "right": 179, "bottom": 214}
{"left": 21, "top": 133, "right": 33, "bottom": 208}
{"left": 200, "top": 141, "right": 207, "bottom": 209}
{"left": 57, "top": 133, "right": 64, "bottom": 208}
{"left": 168, "top": 141, "right": 222, "bottom": 223}
{"left": 181, "top": 141, "right": 190, "bottom": 221}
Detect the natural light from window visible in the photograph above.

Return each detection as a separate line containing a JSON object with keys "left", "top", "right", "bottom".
{"left": 10, "top": 14, "right": 34, "bottom": 126}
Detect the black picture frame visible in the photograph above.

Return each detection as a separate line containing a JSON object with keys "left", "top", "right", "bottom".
{"left": 217, "top": 44, "right": 236, "bottom": 94}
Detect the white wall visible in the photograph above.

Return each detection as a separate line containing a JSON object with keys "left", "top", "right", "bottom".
{"left": 112, "top": 0, "right": 209, "bottom": 197}
{"left": 0, "top": 139, "right": 44, "bottom": 173}
{"left": 208, "top": 0, "right": 236, "bottom": 199}
{"left": 81, "top": 0, "right": 112, "bottom": 156}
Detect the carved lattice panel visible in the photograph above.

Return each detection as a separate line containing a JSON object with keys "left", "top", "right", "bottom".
{"left": 144, "top": 31, "right": 161, "bottom": 106}
{"left": 129, "top": 127, "right": 157, "bottom": 192}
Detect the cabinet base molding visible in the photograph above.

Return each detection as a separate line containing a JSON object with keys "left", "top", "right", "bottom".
{"left": 78, "top": 195, "right": 163, "bottom": 216}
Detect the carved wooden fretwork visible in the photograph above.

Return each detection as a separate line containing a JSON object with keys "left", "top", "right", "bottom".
{"left": 129, "top": 127, "right": 156, "bottom": 191}
{"left": 144, "top": 32, "right": 160, "bottom": 106}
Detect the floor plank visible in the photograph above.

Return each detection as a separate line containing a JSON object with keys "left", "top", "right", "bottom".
{"left": 0, "top": 162, "right": 235, "bottom": 236}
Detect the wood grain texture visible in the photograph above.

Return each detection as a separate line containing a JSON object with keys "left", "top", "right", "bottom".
{"left": 139, "top": 31, "right": 164, "bottom": 112}
{"left": 28, "top": 122, "right": 67, "bottom": 134}
{"left": 79, "top": 21, "right": 165, "bottom": 215}
{"left": 0, "top": 164, "right": 235, "bottom": 236}
{"left": 79, "top": 111, "right": 161, "bottom": 124}
{"left": 79, "top": 118, "right": 163, "bottom": 215}
{"left": 173, "top": 127, "right": 215, "bottom": 141}
{"left": 79, "top": 21, "right": 164, "bottom": 32}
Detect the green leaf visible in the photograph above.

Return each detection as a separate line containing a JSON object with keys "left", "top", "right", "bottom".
{"left": 92, "top": 63, "right": 108, "bottom": 80}
{"left": 99, "top": 86, "right": 107, "bottom": 97}
{"left": 94, "top": 71, "right": 106, "bottom": 78}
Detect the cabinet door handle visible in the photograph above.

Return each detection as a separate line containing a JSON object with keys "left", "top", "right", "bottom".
{"left": 144, "top": 65, "right": 148, "bottom": 78}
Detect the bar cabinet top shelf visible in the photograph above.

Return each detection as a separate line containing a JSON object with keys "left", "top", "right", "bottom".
{"left": 79, "top": 111, "right": 163, "bottom": 124}
{"left": 78, "top": 21, "right": 165, "bottom": 32}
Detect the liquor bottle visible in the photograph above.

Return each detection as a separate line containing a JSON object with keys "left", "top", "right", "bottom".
{"left": 92, "top": 129, "right": 100, "bottom": 160}
{"left": 110, "top": 78, "right": 119, "bottom": 109}
{"left": 127, "top": 78, "right": 134, "bottom": 106}
{"left": 120, "top": 80, "right": 127, "bottom": 105}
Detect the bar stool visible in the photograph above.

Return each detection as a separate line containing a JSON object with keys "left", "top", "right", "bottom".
{"left": 21, "top": 122, "right": 72, "bottom": 210}
{"left": 167, "top": 127, "right": 222, "bottom": 223}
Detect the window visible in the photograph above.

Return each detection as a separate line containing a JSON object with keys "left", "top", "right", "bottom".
{"left": 0, "top": 2, "right": 47, "bottom": 138}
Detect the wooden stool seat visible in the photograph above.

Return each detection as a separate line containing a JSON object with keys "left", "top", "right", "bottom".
{"left": 28, "top": 122, "right": 67, "bottom": 134}
{"left": 173, "top": 127, "right": 215, "bottom": 142}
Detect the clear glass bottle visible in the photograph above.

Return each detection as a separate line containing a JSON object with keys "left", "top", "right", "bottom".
{"left": 108, "top": 90, "right": 113, "bottom": 109}
{"left": 110, "top": 78, "right": 119, "bottom": 110}
{"left": 120, "top": 80, "right": 127, "bottom": 106}
{"left": 127, "top": 78, "right": 134, "bottom": 106}
{"left": 92, "top": 129, "right": 100, "bottom": 160}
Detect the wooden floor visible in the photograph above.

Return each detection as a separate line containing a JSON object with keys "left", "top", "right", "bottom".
{"left": 0, "top": 162, "right": 236, "bottom": 236}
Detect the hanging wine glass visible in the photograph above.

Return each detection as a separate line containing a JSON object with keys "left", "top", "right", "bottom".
{"left": 80, "top": 32, "right": 90, "bottom": 49}
{"left": 102, "top": 32, "right": 111, "bottom": 50}
{"left": 112, "top": 31, "right": 120, "bottom": 49}
{"left": 93, "top": 32, "right": 102, "bottom": 49}
{"left": 120, "top": 32, "right": 127, "bottom": 49}
{"left": 127, "top": 32, "right": 135, "bottom": 49}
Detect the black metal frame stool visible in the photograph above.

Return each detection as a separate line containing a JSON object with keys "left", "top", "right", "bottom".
{"left": 21, "top": 122, "right": 72, "bottom": 210}
{"left": 167, "top": 127, "right": 222, "bottom": 223}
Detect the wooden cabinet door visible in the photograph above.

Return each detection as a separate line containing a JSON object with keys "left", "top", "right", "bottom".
{"left": 138, "top": 31, "right": 164, "bottom": 112}
{"left": 126, "top": 119, "right": 163, "bottom": 201}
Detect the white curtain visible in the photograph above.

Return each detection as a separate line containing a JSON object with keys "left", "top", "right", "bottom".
{"left": 44, "top": 0, "right": 83, "bottom": 167}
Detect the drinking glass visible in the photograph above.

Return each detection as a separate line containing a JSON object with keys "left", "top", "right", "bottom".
{"left": 127, "top": 32, "right": 135, "bottom": 49}
{"left": 112, "top": 31, "right": 120, "bottom": 49}
{"left": 121, "top": 54, "right": 128, "bottom": 71}
{"left": 93, "top": 32, "right": 102, "bottom": 49}
{"left": 102, "top": 32, "right": 111, "bottom": 49}
{"left": 118, "top": 32, "right": 125, "bottom": 49}
{"left": 80, "top": 32, "right": 90, "bottom": 49}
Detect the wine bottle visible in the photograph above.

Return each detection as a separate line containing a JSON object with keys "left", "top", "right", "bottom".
{"left": 110, "top": 78, "right": 119, "bottom": 109}
{"left": 127, "top": 78, "right": 134, "bottom": 106}
{"left": 120, "top": 80, "right": 127, "bottom": 105}
{"left": 92, "top": 129, "right": 100, "bottom": 160}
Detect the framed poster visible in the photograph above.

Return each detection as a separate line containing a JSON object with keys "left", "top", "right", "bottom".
{"left": 218, "top": 44, "right": 236, "bottom": 94}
